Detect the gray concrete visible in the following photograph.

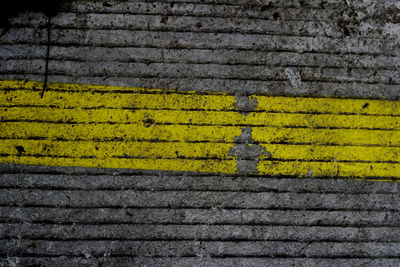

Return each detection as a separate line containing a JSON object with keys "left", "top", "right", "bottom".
{"left": 0, "top": 165, "right": 400, "bottom": 265}
{"left": 0, "top": 0, "right": 400, "bottom": 266}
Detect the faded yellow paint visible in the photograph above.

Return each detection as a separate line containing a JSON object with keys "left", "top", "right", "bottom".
{"left": 0, "top": 122, "right": 242, "bottom": 142}
{"left": 252, "top": 127, "right": 400, "bottom": 146}
{"left": 258, "top": 160, "right": 400, "bottom": 178}
{"left": 0, "top": 81, "right": 237, "bottom": 111}
{"left": 255, "top": 95, "right": 400, "bottom": 116}
{"left": 4, "top": 155, "right": 237, "bottom": 173}
{"left": 1, "top": 79, "right": 400, "bottom": 178}
{"left": 259, "top": 144, "right": 400, "bottom": 162}
{"left": 2, "top": 107, "right": 400, "bottom": 129}
{"left": 0, "top": 139, "right": 234, "bottom": 159}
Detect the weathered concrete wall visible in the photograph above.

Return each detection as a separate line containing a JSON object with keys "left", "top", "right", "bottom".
{"left": 1, "top": 164, "right": 400, "bottom": 266}
{"left": 0, "top": 0, "right": 400, "bottom": 266}
{"left": 0, "top": 0, "right": 399, "bottom": 98}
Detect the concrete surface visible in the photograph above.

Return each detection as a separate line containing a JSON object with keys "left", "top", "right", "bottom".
{"left": 0, "top": 0, "right": 400, "bottom": 266}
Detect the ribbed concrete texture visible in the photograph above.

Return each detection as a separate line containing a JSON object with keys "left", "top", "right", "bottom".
{"left": 0, "top": 0, "right": 400, "bottom": 266}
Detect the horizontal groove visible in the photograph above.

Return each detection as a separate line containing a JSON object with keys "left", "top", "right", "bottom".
{"left": 0, "top": 185, "right": 398, "bottom": 194}
{"left": 66, "top": 0, "right": 338, "bottom": 10}
{"left": 1, "top": 219, "right": 398, "bottom": 228}
{"left": 1, "top": 153, "right": 400, "bottom": 165}
{"left": 0, "top": 40, "right": 396, "bottom": 57}
{"left": 2, "top": 220, "right": 399, "bottom": 228}
{"left": 51, "top": 11, "right": 338, "bottom": 23}
{"left": 3, "top": 188, "right": 397, "bottom": 195}
{"left": 2, "top": 164, "right": 400, "bottom": 182}
{"left": 0, "top": 170, "right": 399, "bottom": 182}
{"left": 2, "top": 238, "right": 399, "bottom": 244}
{"left": 0, "top": 257, "right": 399, "bottom": 263}
{"left": 3, "top": 86, "right": 400, "bottom": 102}
{"left": 51, "top": 8, "right": 339, "bottom": 22}
{"left": 0, "top": 88, "right": 230, "bottom": 96}
{"left": 0, "top": 154, "right": 233, "bottom": 161}
{"left": 187, "top": 256, "right": 400, "bottom": 259}
{"left": 261, "top": 158, "right": 400, "bottom": 164}
{"left": 0, "top": 185, "right": 396, "bottom": 195}
{"left": 2, "top": 137, "right": 400, "bottom": 148}
{"left": 0, "top": 204, "right": 397, "bottom": 212}
{"left": 1, "top": 68, "right": 399, "bottom": 86}
{"left": 1, "top": 253, "right": 399, "bottom": 260}
{"left": 1, "top": 56, "right": 399, "bottom": 72}
{"left": 2, "top": 119, "right": 400, "bottom": 131}
{"left": 0, "top": 238, "right": 400, "bottom": 244}
{"left": 3, "top": 44, "right": 399, "bottom": 62}
{"left": 39, "top": 70, "right": 400, "bottom": 85}
{"left": 0, "top": 137, "right": 233, "bottom": 143}
{"left": 47, "top": 26, "right": 350, "bottom": 40}
{"left": 2, "top": 104, "right": 400, "bottom": 117}
{"left": 7, "top": 23, "right": 347, "bottom": 39}
{"left": 39, "top": 27, "right": 400, "bottom": 45}
{"left": 0, "top": 256, "right": 397, "bottom": 261}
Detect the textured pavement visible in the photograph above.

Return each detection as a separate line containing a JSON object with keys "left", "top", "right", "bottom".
{"left": 0, "top": 0, "right": 400, "bottom": 266}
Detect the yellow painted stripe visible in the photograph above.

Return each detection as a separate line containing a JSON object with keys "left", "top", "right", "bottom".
{"left": 2, "top": 107, "right": 400, "bottom": 129}
{"left": 3, "top": 155, "right": 236, "bottom": 174}
{"left": 0, "top": 139, "right": 234, "bottom": 159}
{"left": 2, "top": 79, "right": 400, "bottom": 179}
{"left": 3, "top": 80, "right": 400, "bottom": 115}
{"left": 1, "top": 107, "right": 245, "bottom": 125}
{"left": 252, "top": 127, "right": 400, "bottom": 146}
{"left": 0, "top": 87, "right": 237, "bottom": 111}
{"left": 260, "top": 144, "right": 400, "bottom": 162}
{"left": 0, "top": 122, "right": 242, "bottom": 142}
{"left": 255, "top": 95, "right": 400, "bottom": 116}
{"left": 3, "top": 121, "right": 399, "bottom": 147}
{"left": 258, "top": 161, "right": 400, "bottom": 178}
{"left": 0, "top": 79, "right": 199, "bottom": 93}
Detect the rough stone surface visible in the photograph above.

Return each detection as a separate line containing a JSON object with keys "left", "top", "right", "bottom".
{"left": 0, "top": 0, "right": 400, "bottom": 265}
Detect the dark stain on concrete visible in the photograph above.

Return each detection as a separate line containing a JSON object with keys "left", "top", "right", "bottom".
{"left": 273, "top": 12, "right": 281, "bottom": 20}
{"left": 0, "top": 0, "right": 70, "bottom": 35}
{"left": 142, "top": 118, "right": 155, "bottom": 127}
{"left": 15, "top": 145, "right": 25, "bottom": 156}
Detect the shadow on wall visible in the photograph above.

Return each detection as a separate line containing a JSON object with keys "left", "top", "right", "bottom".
{"left": 0, "top": 0, "right": 70, "bottom": 34}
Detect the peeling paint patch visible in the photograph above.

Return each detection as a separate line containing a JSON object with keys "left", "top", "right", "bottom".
{"left": 229, "top": 128, "right": 265, "bottom": 175}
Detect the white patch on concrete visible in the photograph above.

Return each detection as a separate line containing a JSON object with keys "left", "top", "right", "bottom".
{"left": 358, "top": 21, "right": 376, "bottom": 34}
{"left": 7, "top": 257, "right": 19, "bottom": 267}
{"left": 284, "top": 68, "right": 302, "bottom": 89}
{"left": 384, "top": 23, "right": 400, "bottom": 44}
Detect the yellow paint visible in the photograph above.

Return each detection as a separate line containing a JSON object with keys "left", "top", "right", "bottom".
{"left": 2, "top": 107, "right": 400, "bottom": 129}
{"left": 0, "top": 122, "right": 242, "bottom": 142}
{"left": 4, "top": 155, "right": 237, "bottom": 173}
{"left": 0, "top": 139, "right": 234, "bottom": 159}
{"left": 259, "top": 144, "right": 400, "bottom": 162}
{"left": 258, "top": 161, "right": 400, "bottom": 178}
{"left": 0, "top": 82, "right": 237, "bottom": 111}
{"left": 255, "top": 95, "right": 400, "bottom": 116}
{"left": 252, "top": 127, "right": 400, "bottom": 146}
{"left": 1, "top": 79, "right": 400, "bottom": 179}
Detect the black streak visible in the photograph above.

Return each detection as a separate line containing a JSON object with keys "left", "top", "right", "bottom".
{"left": 15, "top": 145, "right": 25, "bottom": 155}
{"left": 0, "top": 0, "right": 71, "bottom": 96}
